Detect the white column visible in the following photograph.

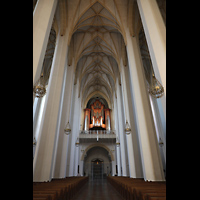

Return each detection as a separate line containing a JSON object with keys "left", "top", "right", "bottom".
{"left": 149, "top": 95, "right": 166, "bottom": 165}
{"left": 137, "top": 0, "right": 166, "bottom": 122}
{"left": 80, "top": 160, "right": 84, "bottom": 176}
{"left": 120, "top": 64, "right": 137, "bottom": 178}
{"left": 116, "top": 79, "right": 128, "bottom": 176}
{"left": 74, "top": 144, "right": 80, "bottom": 176}
{"left": 33, "top": 0, "right": 58, "bottom": 85}
{"left": 116, "top": 147, "right": 121, "bottom": 176}
{"left": 112, "top": 160, "right": 116, "bottom": 176}
{"left": 126, "top": 31, "right": 165, "bottom": 181}
{"left": 33, "top": 28, "right": 69, "bottom": 182}
{"left": 33, "top": 96, "right": 47, "bottom": 159}
{"left": 68, "top": 82, "right": 81, "bottom": 176}
{"left": 114, "top": 96, "right": 121, "bottom": 176}
{"left": 124, "top": 63, "right": 144, "bottom": 178}
{"left": 33, "top": 98, "right": 41, "bottom": 136}
{"left": 52, "top": 60, "right": 74, "bottom": 178}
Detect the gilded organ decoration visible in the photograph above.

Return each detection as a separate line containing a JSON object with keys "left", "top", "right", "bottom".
{"left": 84, "top": 100, "right": 111, "bottom": 130}
{"left": 91, "top": 101, "right": 104, "bottom": 128}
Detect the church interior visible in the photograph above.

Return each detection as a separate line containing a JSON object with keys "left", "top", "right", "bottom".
{"left": 33, "top": 0, "right": 166, "bottom": 199}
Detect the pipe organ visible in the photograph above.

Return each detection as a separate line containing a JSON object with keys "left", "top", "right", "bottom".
{"left": 104, "top": 109, "right": 111, "bottom": 131}
{"left": 84, "top": 100, "right": 111, "bottom": 130}
{"left": 84, "top": 108, "right": 90, "bottom": 131}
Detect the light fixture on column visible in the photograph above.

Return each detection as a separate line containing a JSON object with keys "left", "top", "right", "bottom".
{"left": 158, "top": 137, "right": 164, "bottom": 147}
{"left": 33, "top": 73, "right": 46, "bottom": 98}
{"left": 125, "top": 121, "right": 131, "bottom": 135}
{"left": 116, "top": 136, "right": 120, "bottom": 147}
{"left": 75, "top": 137, "right": 79, "bottom": 147}
{"left": 64, "top": 121, "right": 71, "bottom": 135}
{"left": 33, "top": 137, "right": 37, "bottom": 146}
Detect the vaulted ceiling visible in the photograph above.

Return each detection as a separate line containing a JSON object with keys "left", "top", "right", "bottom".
{"left": 34, "top": 0, "right": 166, "bottom": 107}
{"left": 68, "top": 1, "right": 127, "bottom": 108}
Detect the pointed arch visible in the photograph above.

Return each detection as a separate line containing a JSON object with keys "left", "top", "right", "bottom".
{"left": 83, "top": 91, "right": 111, "bottom": 109}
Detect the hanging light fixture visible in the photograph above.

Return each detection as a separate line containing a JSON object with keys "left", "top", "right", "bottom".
{"left": 147, "top": 61, "right": 164, "bottom": 98}
{"left": 148, "top": 73, "right": 164, "bottom": 98}
{"left": 64, "top": 121, "right": 71, "bottom": 135}
{"left": 139, "top": 28, "right": 164, "bottom": 99}
{"left": 33, "top": 73, "right": 46, "bottom": 98}
{"left": 125, "top": 121, "right": 131, "bottom": 135}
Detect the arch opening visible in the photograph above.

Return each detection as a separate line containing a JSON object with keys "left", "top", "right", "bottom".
{"left": 83, "top": 146, "right": 113, "bottom": 178}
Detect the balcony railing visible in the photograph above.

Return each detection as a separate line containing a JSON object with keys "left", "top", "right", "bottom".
{"left": 80, "top": 130, "right": 115, "bottom": 134}
{"left": 79, "top": 130, "right": 116, "bottom": 142}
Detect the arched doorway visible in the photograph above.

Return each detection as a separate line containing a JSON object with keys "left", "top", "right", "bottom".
{"left": 83, "top": 146, "right": 112, "bottom": 179}
{"left": 91, "top": 158, "right": 104, "bottom": 179}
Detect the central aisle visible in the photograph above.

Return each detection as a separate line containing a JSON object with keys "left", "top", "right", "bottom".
{"left": 73, "top": 178, "right": 123, "bottom": 200}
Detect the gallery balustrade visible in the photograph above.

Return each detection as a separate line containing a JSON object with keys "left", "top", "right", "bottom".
{"left": 80, "top": 130, "right": 115, "bottom": 134}
{"left": 79, "top": 130, "right": 116, "bottom": 143}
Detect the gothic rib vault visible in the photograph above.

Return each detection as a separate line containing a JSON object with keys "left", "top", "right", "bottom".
{"left": 67, "top": 1, "right": 128, "bottom": 109}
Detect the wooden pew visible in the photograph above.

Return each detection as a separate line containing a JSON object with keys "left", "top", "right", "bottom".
{"left": 33, "top": 194, "right": 54, "bottom": 200}
{"left": 144, "top": 194, "right": 166, "bottom": 200}
{"left": 143, "top": 193, "right": 166, "bottom": 200}
{"left": 107, "top": 176, "right": 166, "bottom": 200}
{"left": 33, "top": 176, "right": 89, "bottom": 200}
{"left": 33, "top": 198, "right": 50, "bottom": 200}
{"left": 33, "top": 190, "right": 59, "bottom": 200}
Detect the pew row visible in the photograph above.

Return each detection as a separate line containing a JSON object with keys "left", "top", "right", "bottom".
{"left": 107, "top": 176, "right": 166, "bottom": 200}
{"left": 33, "top": 176, "right": 88, "bottom": 200}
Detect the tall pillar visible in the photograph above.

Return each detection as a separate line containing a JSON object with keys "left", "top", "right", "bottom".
{"left": 74, "top": 143, "right": 80, "bottom": 176}
{"left": 68, "top": 82, "right": 82, "bottom": 176}
{"left": 52, "top": 60, "right": 74, "bottom": 178}
{"left": 126, "top": 31, "right": 165, "bottom": 181}
{"left": 116, "top": 79, "right": 128, "bottom": 176}
{"left": 149, "top": 95, "right": 166, "bottom": 168}
{"left": 116, "top": 147, "right": 121, "bottom": 176}
{"left": 112, "top": 160, "right": 116, "bottom": 176}
{"left": 80, "top": 160, "right": 84, "bottom": 176}
{"left": 114, "top": 95, "right": 121, "bottom": 176}
{"left": 33, "top": 98, "right": 42, "bottom": 137}
{"left": 33, "top": 96, "right": 47, "bottom": 159}
{"left": 124, "top": 63, "right": 144, "bottom": 178}
{"left": 120, "top": 63, "right": 137, "bottom": 178}
{"left": 33, "top": 27, "right": 69, "bottom": 182}
{"left": 136, "top": 0, "right": 166, "bottom": 122}
{"left": 33, "top": 0, "right": 58, "bottom": 85}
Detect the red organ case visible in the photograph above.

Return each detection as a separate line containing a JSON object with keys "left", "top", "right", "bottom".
{"left": 84, "top": 100, "right": 111, "bottom": 130}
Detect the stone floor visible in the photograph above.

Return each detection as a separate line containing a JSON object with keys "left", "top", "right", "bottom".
{"left": 73, "top": 178, "right": 123, "bottom": 200}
